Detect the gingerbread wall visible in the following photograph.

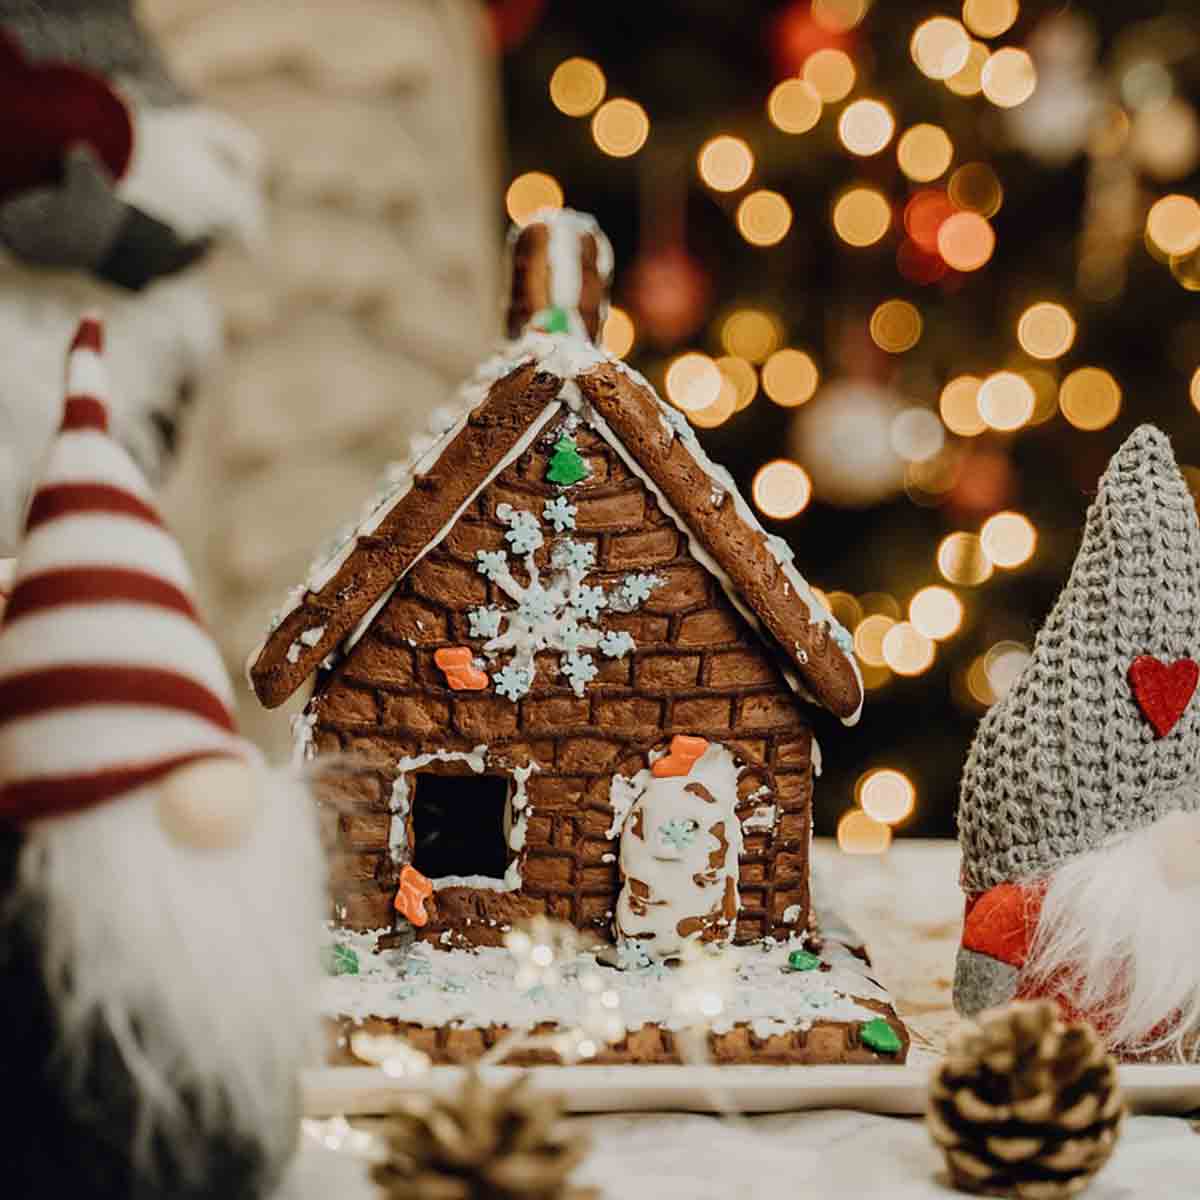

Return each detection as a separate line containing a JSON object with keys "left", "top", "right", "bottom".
{"left": 311, "top": 424, "right": 815, "bottom": 945}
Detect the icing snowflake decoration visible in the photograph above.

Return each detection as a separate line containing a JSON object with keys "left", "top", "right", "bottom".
{"left": 469, "top": 504, "right": 662, "bottom": 699}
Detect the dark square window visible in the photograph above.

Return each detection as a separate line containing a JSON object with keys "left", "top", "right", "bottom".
{"left": 410, "top": 772, "right": 510, "bottom": 881}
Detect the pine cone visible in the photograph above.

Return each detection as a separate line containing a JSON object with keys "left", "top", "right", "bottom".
{"left": 371, "top": 1071, "right": 596, "bottom": 1200}
{"left": 928, "top": 1001, "right": 1124, "bottom": 1199}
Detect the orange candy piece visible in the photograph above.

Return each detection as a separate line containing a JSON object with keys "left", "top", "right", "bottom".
{"left": 651, "top": 734, "right": 709, "bottom": 778}
{"left": 434, "top": 646, "right": 489, "bottom": 691}
{"left": 394, "top": 864, "right": 434, "bottom": 927}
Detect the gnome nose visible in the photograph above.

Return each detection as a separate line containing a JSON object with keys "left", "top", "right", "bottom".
{"left": 157, "top": 758, "right": 261, "bottom": 851}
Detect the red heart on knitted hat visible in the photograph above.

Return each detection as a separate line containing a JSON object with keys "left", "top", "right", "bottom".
{"left": 0, "top": 31, "right": 133, "bottom": 202}
{"left": 1128, "top": 655, "right": 1199, "bottom": 738}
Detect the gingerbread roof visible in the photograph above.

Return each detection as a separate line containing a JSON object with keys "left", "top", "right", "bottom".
{"left": 248, "top": 333, "right": 864, "bottom": 723}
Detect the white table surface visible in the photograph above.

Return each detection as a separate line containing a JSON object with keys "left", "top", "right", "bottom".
{"left": 286, "top": 839, "right": 1200, "bottom": 1198}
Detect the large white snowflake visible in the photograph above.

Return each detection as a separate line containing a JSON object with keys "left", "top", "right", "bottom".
{"left": 469, "top": 502, "right": 662, "bottom": 700}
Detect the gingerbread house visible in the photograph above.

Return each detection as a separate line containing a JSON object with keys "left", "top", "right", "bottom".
{"left": 249, "top": 211, "right": 863, "bottom": 963}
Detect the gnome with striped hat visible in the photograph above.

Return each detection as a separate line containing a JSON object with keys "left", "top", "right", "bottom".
{"left": 0, "top": 319, "right": 329, "bottom": 1198}
{"left": 955, "top": 425, "right": 1200, "bottom": 1061}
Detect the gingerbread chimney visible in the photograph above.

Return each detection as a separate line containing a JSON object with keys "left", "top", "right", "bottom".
{"left": 505, "top": 208, "right": 613, "bottom": 344}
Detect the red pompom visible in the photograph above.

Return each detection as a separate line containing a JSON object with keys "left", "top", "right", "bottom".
{"left": 0, "top": 30, "right": 133, "bottom": 202}
{"left": 1128, "top": 655, "right": 1199, "bottom": 738}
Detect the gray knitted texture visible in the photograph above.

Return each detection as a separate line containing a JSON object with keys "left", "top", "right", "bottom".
{"left": 958, "top": 424, "right": 1200, "bottom": 894}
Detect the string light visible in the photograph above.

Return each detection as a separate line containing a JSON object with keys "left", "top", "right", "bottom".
{"left": 948, "top": 162, "right": 1004, "bottom": 217}
{"left": 813, "top": 0, "right": 868, "bottom": 32}
{"left": 505, "top": 172, "right": 563, "bottom": 225}
{"left": 937, "top": 211, "right": 996, "bottom": 270}
{"left": 602, "top": 306, "right": 635, "bottom": 358}
{"left": 698, "top": 135, "right": 754, "bottom": 192}
{"left": 909, "top": 585, "right": 964, "bottom": 640}
{"left": 1146, "top": 195, "right": 1200, "bottom": 257}
{"left": 870, "top": 299, "right": 923, "bottom": 353}
{"left": 940, "top": 375, "right": 986, "bottom": 436}
{"left": 981, "top": 511, "right": 1037, "bottom": 567}
{"left": 762, "top": 348, "right": 820, "bottom": 407}
{"left": 549, "top": 58, "right": 606, "bottom": 117}
{"left": 839, "top": 99, "right": 895, "bottom": 156}
{"left": 833, "top": 186, "right": 892, "bottom": 247}
{"left": 666, "top": 353, "right": 722, "bottom": 412}
{"left": 768, "top": 79, "right": 823, "bottom": 134}
{"left": 592, "top": 98, "right": 649, "bottom": 157}
{"left": 978, "top": 371, "right": 1034, "bottom": 431}
{"left": 1017, "top": 302, "right": 1076, "bottom": 360}
{"left": 1060, "top": 367, "right": 1121, "bottom": 430}
{"left": 858, "top": 768, "right": 917, "bottom": 824}
{"left": 981, "top": 47, "right": 1037, "bottom": 108}
{"left": 720, "top": 309, "right": 783, "bottom": 362}
{"left": 737, "top": 190, "right": 793, "bottom": 246}
{"left": 752, "top": 460, "right": 812, "bottom": 519}
{"left": 938, "top": 531, "right": 994, "bottom": 585}
{"left": 854, "top": 613, "right": 895, "bottom": 667}
{"left": 963, "top": 0, "right": 1019, "bottom": 39}
{"left": 898, "top": 124, "right": 954, "bottom": 182}
{"left": 882, "top": 621, "right": 936, "bottom": 675}
{"left": 946, "top": 39, "right": 989, "bottom": 96}
{"left": 838, "top": 808, "right": 892, "bottom": 854}
{"left": 912, "top": 17, "right": 971, "bottom": 80}
{"left": 716, "top": 355, "right": 758, "bottom": 411}
{"left": 803, "top": 48, "right": 857, "bottom": 103}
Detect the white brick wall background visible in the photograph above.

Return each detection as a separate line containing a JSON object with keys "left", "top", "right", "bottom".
{"left": 143, "top": 0, "right": 503, "bottom": 754}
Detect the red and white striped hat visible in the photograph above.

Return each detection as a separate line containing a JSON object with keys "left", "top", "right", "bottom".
{"left": 0, "top": 317, "right": 244, "bottom": 825}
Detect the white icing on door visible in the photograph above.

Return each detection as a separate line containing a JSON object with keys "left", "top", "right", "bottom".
{"left": 614, "top": 743, "right": 742, "bottom": 962}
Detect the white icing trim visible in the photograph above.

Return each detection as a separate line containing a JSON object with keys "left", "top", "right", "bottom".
{"left": 386, "top": 746, "right": 489, "bottom": 864}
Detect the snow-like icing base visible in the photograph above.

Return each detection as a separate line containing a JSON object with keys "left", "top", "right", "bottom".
{"left": 322, "top": 931, "right": 889, "bottom": 1043}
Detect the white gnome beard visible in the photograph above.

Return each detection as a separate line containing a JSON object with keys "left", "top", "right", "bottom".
{"left": 1023, "top": 813, "right": 1200, "bottom": 1058}
{"left": 17, "top": 765, "right": 326, "bottom": 1174}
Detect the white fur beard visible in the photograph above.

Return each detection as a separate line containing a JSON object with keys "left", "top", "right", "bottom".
{"left": 16, "top": 766, "right": 327, "bottom": 1172}
{"left": 1023, "top": 815, "right": 1200, "bottom": 1059}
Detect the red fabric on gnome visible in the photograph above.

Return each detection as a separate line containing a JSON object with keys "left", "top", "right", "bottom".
{"left": 0, "top": 31, "right": 134, "bottom": 202}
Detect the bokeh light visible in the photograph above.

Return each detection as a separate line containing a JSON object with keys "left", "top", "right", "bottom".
{"left": 602, "top": 306, "right": 635, "bottom": 358}
{"left": 858, "top": 768, "right": 917, "bottom": 824}
{"left": 898, "top": 124, "right": 954, "bottom": 182}
{"left": 1023, "top": 365, "right": 1060, "bottom": 425}
{"left": 803, "top": 48, "right": 857, "bottom": 103}
{"left": 505, "top": 172, "right": 563, "bottom": 225}
{"left": 937, "top": 211, "right": 996, "bottom": 271}
{"left": 698, "top": 135, "right": 755, "bottom": 192}
{"left": 549, "top": 58, "right": 606, "bottom": 117}
{"left": 839, "top": 99, "right": 896, "bottom": 157}
{"left": 826, "top": 590, "right": 864, "bottom": 632}
{"left": 984, "top": 640, "right": 1031, "bottom": 699}
{"left": 716, "top": 355, "right": 758, "bottom": 411}
{"left": 940, "top": 375, "right": 986, "bottom": 436}
{"left": 762, "top": 348, "right": 820, "bottom": 407}
{"left": 591, "top": 98, "right": 650, "bottom": 157}
{"left": 1146, "top": 194, "right": 1200, "bottom": 257}
{"left": 981, "top": 47, "right": 1037, "bottom": 108}
{"left": 737, "top": 190, "right": 793, "bottom": 246}
{"left": 910, "top": 585, "right": 964, "bottom": 640}
{"left": 938, "top": 531, "right": 994, "bottom": 585}
{"left": 1122, "top": 60, "right": 1173, "bottom": 114}
{"left": 977, "top": 371, "right": 1034, "bottom": 431}
{"left": 768, "top": 79, "right": 823, "bottom": 134}
{"left": 882, "top": 621, "right": 936, "bottom": 675}
{"left": 688, "top": 378, "right": 737, "bottom": 429}
{"left": 861, "top": 592, "right": 903, "bottom": 620}
{"left": 963, "top": 0, "right": 1019, "bottom": 38}
{"left": 948, "top": 162, "right": 1004, "bottom": 217}
{"left": 870, "top": 299, "right": 923, "bottom": 353}
{"left": 905, "top": 190, "right": 956, "bottom": 252}
{"left": 911, "top": 17, "right": 971, "bottom": 80}
{"left": 945, "top": 39, "right": 989, "bottom": 96}
{"left": 1017, "top": 302, "right": 1076, "bottom": 360}
{"left": 981, "top": 511, "right": 1037, "bottom": 567}
{"left": 838, "top": 808, "right": 892, "bottom": 854}
{"left": 854, "top": 613, "right": 896, "bottom": 667}
{"left": 1191, "top": 367, "right": 1200, "bottom": 413}
{"left": 720, "top": 309, "right": 783, "bottom": 362}
{"left": 665, "top": 352, "right": 722, "bottom": 412}
{"left": 833, "top": 186, "right": 892, "bottom": 247}
{"left": 752, "top": 459, "right": 813, "bottom": 519}
{"left": 813, "top": 0, "right": 869, "bottom": 33}
{"left": 1059, "top": 367, "right": 1121, "bottom": 430}
{"left": 891, "top": 407, "right": 944, "bottom": 462}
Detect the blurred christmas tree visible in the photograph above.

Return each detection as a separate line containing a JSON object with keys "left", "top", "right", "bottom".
{"left": 497, "top": 0, "right": 1200, "bottom": 840}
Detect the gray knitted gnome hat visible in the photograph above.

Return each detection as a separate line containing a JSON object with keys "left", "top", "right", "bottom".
{"left": 958, "top": 424, "right": 1200, "bottom": 895}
